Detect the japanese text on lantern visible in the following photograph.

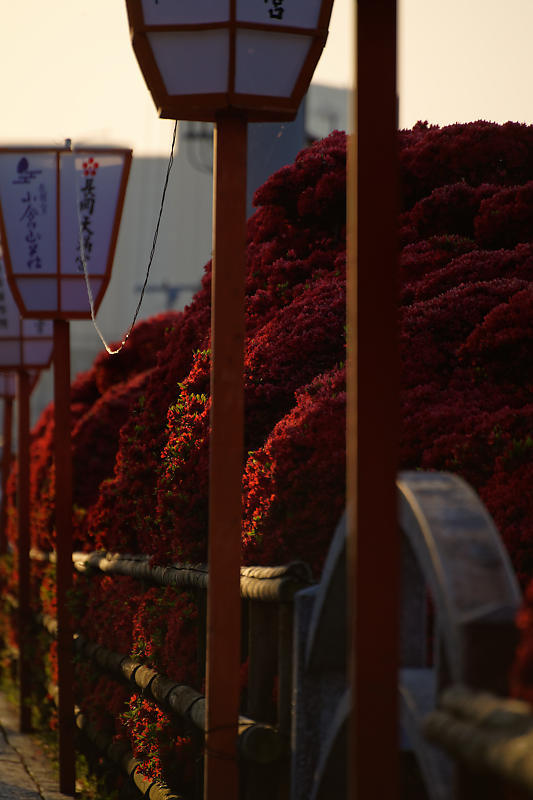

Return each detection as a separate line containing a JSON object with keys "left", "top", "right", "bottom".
{"left": 13, "top": 158, "right": 46, "bottom": 271}
{"left": 76, "top": 157, "right": 98, "bottom": 271}
{"left": 264, "top": 0, "right": 284, "bottom": 19}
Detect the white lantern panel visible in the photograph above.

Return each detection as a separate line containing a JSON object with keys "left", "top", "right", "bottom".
{"left": 0, "top": 374, "right": 16, "bottom": 396}
{"left": 18, "top": 278, "right": 58, "bottom": 312}
{"left": 235, "top": 31, "right": 312, "bottom": 97}
{"left": 236, "top": 0, "right": 322, "bottom": 28}
{"left": 0, "top": 259, "right": 23, "bottom": 336}
{"left": 22, "top": 339, "right": 53, "bottom": 365}
{"left": 147, "top": 31, "right": 229, "bottom": 94}
{"left": 21, "top": 318, "right": 53, "bottom": 338}
{"left": 0, "top": 152, "right": 58, "bottom": 275}
{"left": 141, "top": 0, "right": 229, "bottom": 24}
{"left": 60, "top": 278, "right": 102, "bottom": 312}
{"left": 0, "top": 258, "right": 52, "bottom": 369}
{"left": 0, "top": 341, "right": 21, "bottom": 366}
{"left": 60, "top": 152, "right": 127, "bottom": 276}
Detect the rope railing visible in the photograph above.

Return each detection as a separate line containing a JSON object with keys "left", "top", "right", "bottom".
{"left": 44, "top": 680, "right": 187, "bottom": 800}
{"left": 27, "top": 573, "right": 288, "bottom": 798}
{"left": 29, "top": 548, "right": 314, "bottom": 603}
{"left": 26, "top": 549, "right": 293, "bottom": 785}
{"left": 74, "top": 634, "right": 284, "bottom": 765}
{"left": 75, "top": 712, "right": 186, "bottom": 800}
{"left": 423, "top": 686, "right": 533, "bottom": 796}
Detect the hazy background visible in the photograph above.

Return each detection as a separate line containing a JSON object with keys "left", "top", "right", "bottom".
{"left": 1, "top": 0, "right": 532, "bottom": 154}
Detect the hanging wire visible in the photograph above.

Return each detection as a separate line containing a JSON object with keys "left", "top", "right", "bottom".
{"left": 76, "top": 120, "right": 179, "bottom": 355}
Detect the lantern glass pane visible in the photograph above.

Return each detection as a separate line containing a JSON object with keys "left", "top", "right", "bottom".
{"left": 235, "top": 31, "right": 312, "bottom": 97}
{"left": 141, "top": 0, "right": 230, "bottom": 24}
{"left": 0, "top": 341, "right": 21, "bottom": 366}
{"left": 60, "top": 152, "right": 127, "bottom": 276}
{"left": 0, "top": 374, "right": 16, "bottom": 396}
{"left": 0, "top": 260, "right": 23, "bottom": 336}
{"left": 17, "top": 278, "right": 58, "bottom": 312}
{"left": 147, "top": 31, "right": 229, "bottom": 94}
{"left": 236, "top": 0, "right": 322, "bottom": 28}
{"left": 22, "top": 339, "right": 53, "bottom": 366}
{"left": 60, "top": 277, "right": 102, "bottom": 312}
{"left": 21, "top": 318, "right": 53, "bottom": 337}
{"left": 0, "top": 151, "right": 58, "bottom": 275}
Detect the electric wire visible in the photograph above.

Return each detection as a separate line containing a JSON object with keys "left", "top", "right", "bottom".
{"left": 76, "top": 120, "right": 179, "bottom": 355}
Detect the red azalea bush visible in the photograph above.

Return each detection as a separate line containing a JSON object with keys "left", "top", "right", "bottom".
{"left": 399, "top": 120, "right": 533, "bottom": 209}
{"left": 475, "top": 181, "right": 533, "bottom": 249}
{"left": 85, "top": 286, "right": 212, "bottom": 556}
{"left": 121, "top": 694, "right": 196, "bottom": 789}
{"left": 3, "top": 122, "right": 533, "bottom": 781}
{"left": 4, "top": 313, "right": 180, "bottom": 554}
{"left": 242, "top": 364, "right": 346, "bottom": 576}
{"left": 395, "top": 122, "right": 533, "bottom": 702}
{"left": 404, "top": 182, "right": 498, "bottom": 241}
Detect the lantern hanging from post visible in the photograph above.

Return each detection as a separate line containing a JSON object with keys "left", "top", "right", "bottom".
{"left": 0, "top": 252, "right": 52, "bottom": 732}
{"left": 0, "top": 256, "right": 54, "bottom": 370}
{"left": 0, "top": 145, "right": 131, "bottom": 795}
{"left": 124, "top": 3, "right": 333, "bottom": 798}
{"left": 0, "top": 146, "right": 131, "bottom": 319}
{"left": 125, "top": 0, "right": 334, "bottom": 121}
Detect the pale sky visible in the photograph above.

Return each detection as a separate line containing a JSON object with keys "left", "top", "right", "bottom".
{"left": 0, "top": 0, "right": 532, "bottom": 154}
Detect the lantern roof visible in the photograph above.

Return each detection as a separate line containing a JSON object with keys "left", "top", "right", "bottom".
{"left": 126, "top": 0, "right": 334, "bottom": 122}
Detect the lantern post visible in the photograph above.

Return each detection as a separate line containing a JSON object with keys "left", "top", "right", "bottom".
{"left": 0, "top": 371, "right": 41, "bottom": 734}
{"left": 52, "top": 317, "right": 74, "bottom": 784}
{"left": 347, "top": 0, "right": 399, "bottom": 797}
{"left": 0, "top": 146, "right": 131, "bottom": 794}
{"left": 0, "top": 389, "right": 14, "bottom": 554}
{"left": 0, "top": 254, "right": 55, "bottom": 733}
{"left": 16, "top": 367, "right": 32, "bottom": 733}
{"left": 206, "top": 109, "right": 248, "bottom": 794}
{"left": 124, "top": 2, "right": 334, "bottom": 796}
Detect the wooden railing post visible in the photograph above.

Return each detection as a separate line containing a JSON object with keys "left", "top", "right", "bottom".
{"left": 347, "top": 0, "right": 399, "bottom": 797}
{"left": 0, "top": 395, "right": 13, "bottom": 554}
{"left": 53, "top": 319, "right": 75, "bottom": 795}
{"left": 248, "top": 601, "right": 278, "bottom": 725}
{"left": 205, "top": 110, "right": 248, "bottom": 800}
{"left": 17, "top": 369, "right": 31, "bottom": 733}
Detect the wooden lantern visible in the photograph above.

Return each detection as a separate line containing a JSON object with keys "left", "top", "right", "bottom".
{"left": 0, "top": 146, "right": 131, "bottom": 320}
{"left": 125, "top": 0, "right": 334, "bottom": 122}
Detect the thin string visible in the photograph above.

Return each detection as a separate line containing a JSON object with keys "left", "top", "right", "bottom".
{"left": 76, "top": 120, "right": 179, "bottom": 355}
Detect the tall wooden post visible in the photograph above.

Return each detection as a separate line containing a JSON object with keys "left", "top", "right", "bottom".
{"left": 53, "top": 319, "right": 75, "bottom": 796}
{"left": 205, "top": 110, "right": 247, "bottom": 800}
{"left": 17, "top": 369, "right": 31, "bottom": 733}
{"left": 347, "top": 0, "right": 399, "bottom": 798}
{"left": 0, "top": 395, "right": 13, "bottom": 553}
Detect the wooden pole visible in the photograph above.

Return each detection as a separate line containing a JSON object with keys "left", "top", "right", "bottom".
{"left": 53, "top": 319, "right": 75, "bottom": 796}
{"left": 0, "top": 395, "right": 13, "bottom": 553}
{"left": 16, "top": 369, "right": 31, "bottom": 733}
{"left": 204, "top": 110, "right": 247, "bottom": 800}
{"left": 347, "top": 0, "right": 399, "bottom": 798}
